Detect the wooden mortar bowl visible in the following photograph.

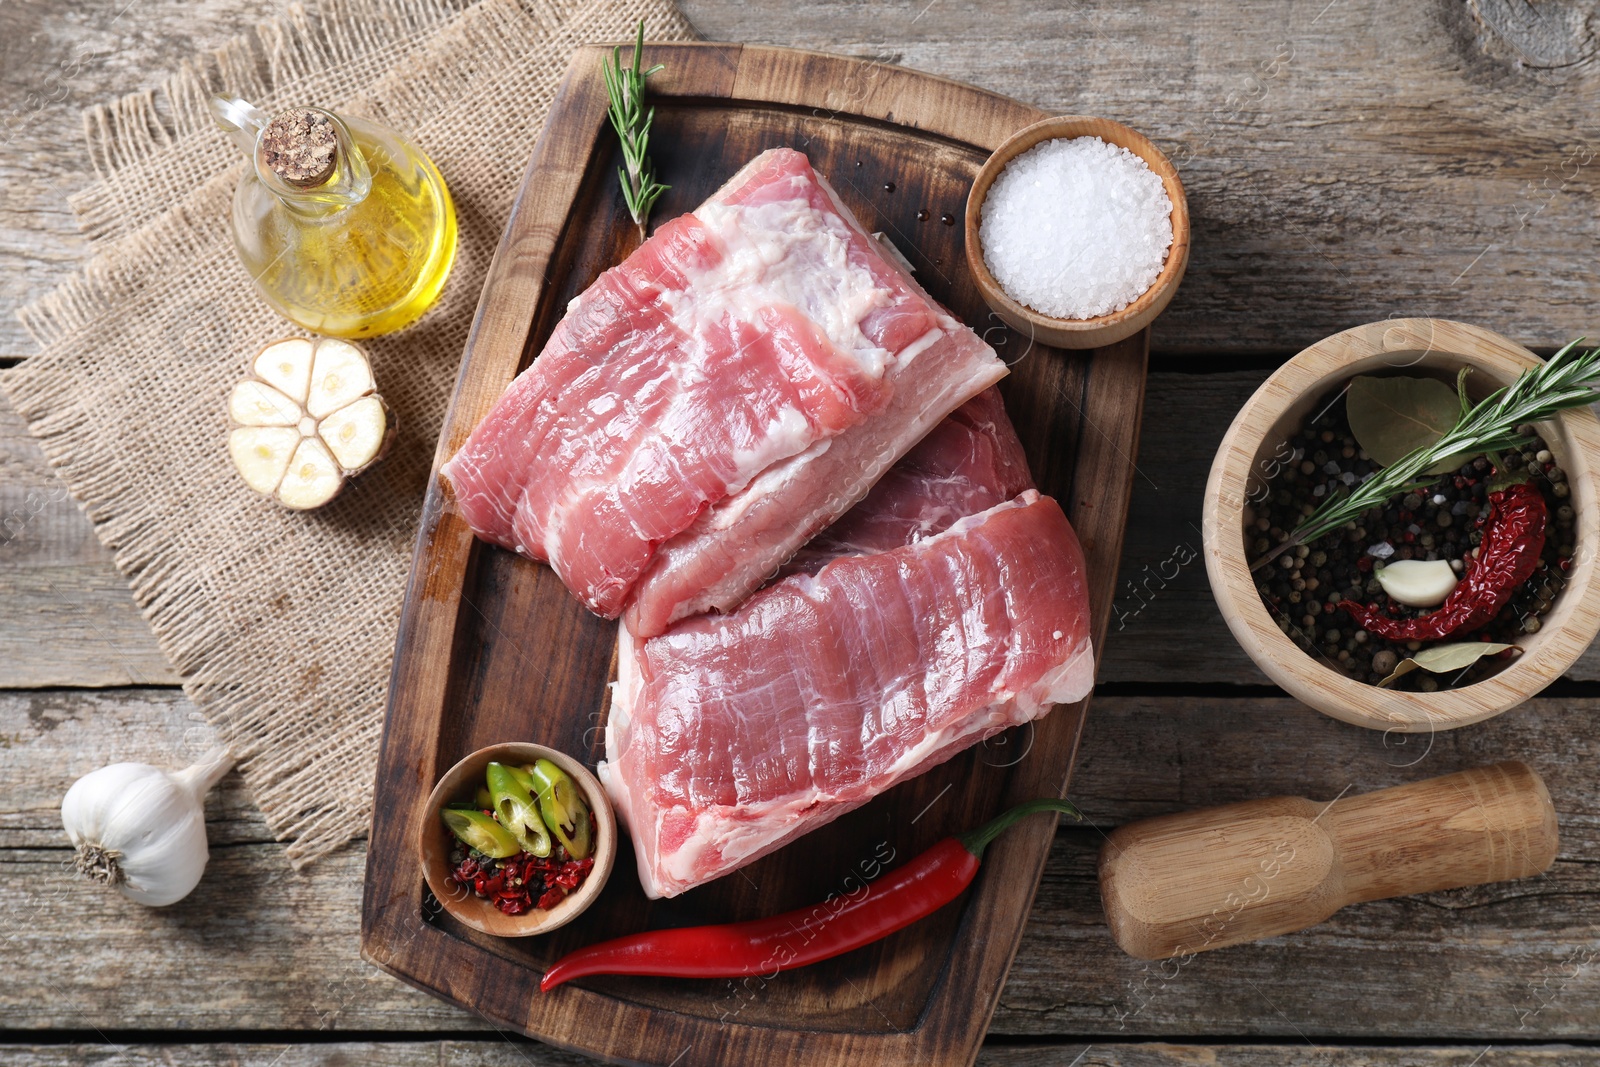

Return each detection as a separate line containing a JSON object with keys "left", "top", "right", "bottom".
{"left": 418, "top": 742, "right": 617, "bottom": 937}
{"left": 964, "top": 115, "right": 1190, "bottom": 350}
{"left": 1203, "top": 319, "right": 1600, "bottom": 732}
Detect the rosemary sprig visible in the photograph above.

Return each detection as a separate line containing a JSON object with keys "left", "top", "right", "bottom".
{"left": 603, "top": 20, "right": 668, "bottom": 241}
{"left": 1251, "top": 338, "right": 1600, "bottom": 572}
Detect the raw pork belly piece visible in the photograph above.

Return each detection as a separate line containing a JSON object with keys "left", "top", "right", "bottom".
{"left": 440, "top": 147, "right": 1005, "bottom": 631}
{"left": 783, "top": 386, "right": 1034, "bottom": 575}
{"left": 602, "top": 488, "right": 1094, "bottom": 899}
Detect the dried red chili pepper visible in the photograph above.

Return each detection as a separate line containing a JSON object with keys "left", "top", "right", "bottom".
{"left": 1340, "top": 481, "right": 1547, "bottom": 642}
{"left": 539, "top": 798, "right": 1079, "bottom": 992}
{"left": 447, "top": 813, "right": 598, "bottom": 915}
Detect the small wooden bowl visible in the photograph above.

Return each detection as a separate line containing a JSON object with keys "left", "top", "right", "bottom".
{"left": 418, "top": 743, "right": 617, "bottom": 937}
{"left": 1203, "top": 319, "right": 1600, "bottom": 732}
{"left": 964, "top": 115, "right": 1190, "bottom": 350}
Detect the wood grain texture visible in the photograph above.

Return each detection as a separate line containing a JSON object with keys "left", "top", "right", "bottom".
{"left": 9, "top": 359, "right": 1600, "bottom": 690}
{"left": 679, "top": 0, "right": 1600, "bottom": 354}
{"left": 1098, "top": 761, "right": 1560, "bottom": 960}
{"left": 366, "top": 41, "right": 1146, "bottom": 1067}
{"left": 0, "top": 0, "right": 310, "bottom": 358}
{"left": 4, "top": 688, "right": 1597, "bottom": 1040}
{"left": 0, "top": 367, "right": 1255, "bottom": 689}
{"left": 6, "top": 0, "right": 1600, "bottom": 681}
{"left": 8, "top": 1, "right": 1600, "bottom": 358}
{"left": 0, "top": 404, "right": 177, "bottom": 687}
{"left": 6, "top": 1044, "right": 1600, "bottom": 1067}
{"left": 0, "top": 686, "right": 478, "bottom": 1033}
{"left": 1010, "top": 693, "right": 1600, "bottom": 1041}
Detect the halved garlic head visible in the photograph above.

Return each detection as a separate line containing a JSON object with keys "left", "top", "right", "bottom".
{"left": 227, "top": 337, "right": 393, "bottom": 510}
{"left": 1375, "top": 558, "right": 1459, "bottom": 609}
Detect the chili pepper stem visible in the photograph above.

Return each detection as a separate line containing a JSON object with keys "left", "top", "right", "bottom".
{"left": 958, "top": 798, "right": 1082, "bottom": 859}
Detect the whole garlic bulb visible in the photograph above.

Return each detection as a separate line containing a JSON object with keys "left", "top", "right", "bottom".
{"left": 61, "top": 747, "right": 234, "bottom": 907}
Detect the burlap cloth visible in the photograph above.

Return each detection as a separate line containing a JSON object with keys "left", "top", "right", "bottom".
{"left": 5, "top": 0, "right": 696, "bottom": 867}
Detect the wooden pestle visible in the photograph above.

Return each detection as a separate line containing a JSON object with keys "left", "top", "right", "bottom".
{"left": 1097, "top": 760, "right": 1559, "bottom": 960}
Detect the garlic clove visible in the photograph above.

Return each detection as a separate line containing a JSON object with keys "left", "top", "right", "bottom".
{"left": 228, "top": 426, "right": 299, "bottom": 495}
{"left": 306, "top": 338, "right": 375, "bottom": 418}
{"left": 1376, "top": 558, "right": 1459, "bottom": 608}
{"left": 318, "top": 394, "right": 388, "bottom": 471}
{"left": 252, "top": 338, "right": 316, "bottom": 405}
{"left": 276, "top": 436, "right": 344, "bottom": 509}
{"left": 229, "top": 380, "right": 302, "bottom": 427}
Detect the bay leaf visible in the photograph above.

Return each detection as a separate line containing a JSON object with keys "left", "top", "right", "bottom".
{"left": 1345, "top": 375, "right": 1471, "bottom": 474}
{"left": 1413, "top": 640, "right": 1514, "bottom": 672}
{"left": 1376, "top": 641, "right": 1515, "bottom": 688}
{"left": 1375, "top": 657, "right": 1422, "bottom": 689}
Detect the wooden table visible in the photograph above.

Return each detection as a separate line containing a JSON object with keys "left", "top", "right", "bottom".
{"left": 3, "top": 1, "right": 1598, "bottom": 1064}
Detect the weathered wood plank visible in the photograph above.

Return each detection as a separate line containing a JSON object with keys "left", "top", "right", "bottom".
{"left": 0, "top": 402, "right": 177, "bottom": 686}
{"left": 6, "top": 367, "right": 1599, "bottom": 689}
{"left": 678, "top": 0, "right": 1600, "bottom": 352}
{"left": 8, "top": 2, "right": 1600, "bottom": 684}
{"left": 5, "top": 0, "right": 1600, "bottom": 1047}
{"left": 0, "top": 0, "right": 303, "bottom": 358}
{"left": 3, "top": 1044, "right": 1598, "bottom": 1067}
{"left": 0, "top": 369, "right": 1266, "bottom": 689}
{"left": 7, "top": 0, "right": 1600, "bottom": 359}
{"left": 685, "top": 0, "right": 1582, "bottom": 354}
{"left": 1099, "top": 369, "right": 1263, "bottom": 685}
{"left": 979, "top": 1050, "right": 1600, "bottom": 1067}
{"left": 3, "top": 688, "right": 1596, "bottom": 1038}
{"left": 1009, "top": 691, "right": 1600, "bottom": 1039}
{"left": 0, "top": 687, "right": 478, "bottom": 1032}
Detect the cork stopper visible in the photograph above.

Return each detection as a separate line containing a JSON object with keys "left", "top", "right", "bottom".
{"left": 261, "top": 108, "right": 339, "bottom": 188}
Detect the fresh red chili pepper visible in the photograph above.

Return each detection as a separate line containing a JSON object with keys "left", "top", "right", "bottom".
{"left": 1340, "top": 481, "right": 1547, "bottom": 642}
{"left": 538, "top": 798, "right": 1080, "bottom": 992}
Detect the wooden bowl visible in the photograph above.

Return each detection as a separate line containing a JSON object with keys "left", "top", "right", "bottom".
{"left": 418, "top": 743, "right": 617, "bottom": 937}
{"left": 963, "top": 115, "right": 1190, "bottom": 350}
{"left": 1203, "top": 318, "right": 1600, "bottom": 732}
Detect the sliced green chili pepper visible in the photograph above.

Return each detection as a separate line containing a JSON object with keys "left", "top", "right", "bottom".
{"left": 529, "top": 759, "right": 592, "bottom": 860}
{"left": 474, "top": 786, "right": 494, "bottom": 810}
{"left": 486, "top": 761, "right": 552, "bottom": 857}
{"left": 440, "top": 808, "right": 520, "bottom": 859}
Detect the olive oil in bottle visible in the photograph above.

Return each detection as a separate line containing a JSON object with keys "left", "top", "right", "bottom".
{"left": 211, "top": 97, "right": 457, "bottom": 339}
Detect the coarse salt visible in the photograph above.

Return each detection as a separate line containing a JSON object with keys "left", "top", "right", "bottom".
{"left": 979, "top": 136, "right": 1173, "bottom": 320}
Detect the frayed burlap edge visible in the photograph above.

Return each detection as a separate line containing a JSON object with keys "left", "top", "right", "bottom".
{"left": 8, "top": 0, "right": 696, "bottom": 867}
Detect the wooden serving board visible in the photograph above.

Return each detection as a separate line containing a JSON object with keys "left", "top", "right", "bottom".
{"left": 362, "top": 42, "right": 1149, "bottom": 1067}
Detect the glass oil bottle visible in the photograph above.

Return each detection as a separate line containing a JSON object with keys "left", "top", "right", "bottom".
{"left": 211, "top": 97, "right": 457, "bottom": 339}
